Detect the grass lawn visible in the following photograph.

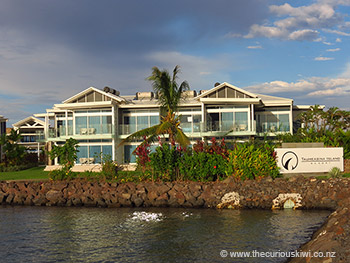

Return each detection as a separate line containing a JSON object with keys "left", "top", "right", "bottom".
{"left": 0, "top": 167, "right": 50, "bottom": 181}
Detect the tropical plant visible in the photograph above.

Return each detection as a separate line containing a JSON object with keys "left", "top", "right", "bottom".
{"left": 48, "top": 138, "right": 79, "bottom": 180}
{"left": 100, "top": 154, "right": 118, "bottom": 180}
{"left": 0, "top": 129, "right": 26, "bottom": 166}
{"left": 226, "top": 143, "right": 279, "bottom": 180}
{"left": 120, "top": 65, "right": 191, "bottom": 148}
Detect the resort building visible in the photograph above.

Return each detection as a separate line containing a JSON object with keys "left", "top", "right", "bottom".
{"left": 0, "top": 115, "right": 8, "bottom": 162}
{"left": 35, "top": 82, "right": 311, "bottom": 168}
{"left": 12, "top": 116, "right": 46, "bottom": 160}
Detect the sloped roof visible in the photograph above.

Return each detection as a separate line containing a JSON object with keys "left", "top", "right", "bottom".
{"left": 12, "top": 116, "right": 45, "bottom": 128}
{"left": 196, "top": 82, "right": 258, "bottom": 99}
{"left": 63, "top": 87, "right": 125, "bottom": 104}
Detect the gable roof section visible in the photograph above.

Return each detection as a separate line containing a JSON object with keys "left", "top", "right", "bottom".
{"left": 63, "top": 87, "right": 125, "bottom": 104}
{"left": 13, "top": 116, "right": 45, "bottom": 128}
{"left": 255, "top": 93, "right": 293, "bottom": 106}
{"left": 196, "top": 82, "right": 258, "bottom": 99}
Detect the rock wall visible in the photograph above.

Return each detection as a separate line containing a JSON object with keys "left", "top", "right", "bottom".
{"left": 1, "top": 176, "right": 350, "bottom": 262}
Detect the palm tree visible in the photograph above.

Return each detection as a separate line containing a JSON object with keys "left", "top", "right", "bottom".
{"left": 120, "top": 65, "right": 190, "bottom": 148}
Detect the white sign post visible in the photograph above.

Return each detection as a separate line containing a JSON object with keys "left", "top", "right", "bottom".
{"left": 275, "top": 147, "right": 344, "bottom": 174}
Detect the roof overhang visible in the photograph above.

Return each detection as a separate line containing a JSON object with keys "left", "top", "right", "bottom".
{"left": 53, "top": 101, "right": 114, "bottom": 110}
{"left": 261, "top": 100, "right": 293, "bottom": 107}
{"left": 199, "top": 98, "right": 261, "bottom": 104}
{"left": 34, "top": 113, "right": 55, "bottom": 118}
{"left": 293, "top": 105, "right": 325, "bottom": 110}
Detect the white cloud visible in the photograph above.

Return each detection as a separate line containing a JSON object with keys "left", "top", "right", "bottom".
{"left": 288, "top": 29, "right": 320, "bottom": 41}
{"left": 323, "top": 41, "right": 333, "bottom": 45}
{"left": 241, "top": 0, "right": 349, "bottom": 41}
{"left": 308, "top": 87, "right": 350, "bottom": 96}
{"left": 246, "top": 45, "right": 263, "bottom": 49}
{"left": 314, "top": 56, "right": 335, "bottom": 60}
{"left": 326, "top": 47, "right": 341, "bottom": 51}
{"left": 336, "top": 37, "right": 342, "bottom": 42}
{"left": 323, "top": 29, "right": 350, "bottom": 36}
{"left": 245, "top": 74, "right": 350, "bottom": 99}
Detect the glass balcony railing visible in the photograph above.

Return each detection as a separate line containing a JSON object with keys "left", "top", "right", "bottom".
{"left": 118, "top": 121, "right": 252, "bottom": 135}
{"left": 47, "top": 124, "right": 114, "bottom": 139}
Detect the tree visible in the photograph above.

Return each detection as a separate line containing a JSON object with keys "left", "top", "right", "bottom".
{"left": 121, "top": 65, "right": 191, "bottom": 148}
{"left": 0, "top": 129, "right": 26, "bottom": 166}
{"left": 48, "top": 138, "right": 79, "bottom": 179}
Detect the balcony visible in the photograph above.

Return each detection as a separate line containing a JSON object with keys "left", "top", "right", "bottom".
{"left": 44, "top": 124, "right": 114, "bottom": 141}
{"left": 118, "top": 121, "right": 256, "bottom": 138}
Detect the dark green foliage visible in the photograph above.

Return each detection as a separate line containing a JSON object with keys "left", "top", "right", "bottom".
{"left": 149, "top": 143, "right": 179, "bottom": 181}
{"left": 100, "top": 154, "right": 118, "bottom": 180}
{"left": 48, "top": 138, "right": 79, "bottom": 180}
{"left": 0, "top": 129, "right": 26, "bottom": 166}
{"left": 226, "top": 143, "right": 280, "bottom": 180}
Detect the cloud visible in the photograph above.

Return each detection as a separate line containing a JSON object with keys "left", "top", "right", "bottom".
{"left": 326, "top": 48, "right": 340, "bottom": 51}
{"left": 246, "top": 45, "right": 263, "bottom": 49}
{"left": 240, "top": 0, "right": 350, "bottom": 41}
{"left": 336, "top": 37, "right": 342, "bottom": 42}
{"left": 314, "top": 56, "right": 335, "bottom": 60}
{"left": 323, "top": 29, "right": 350, "bottom": 36}
{"left": 308, "top": 87, "right": 350, "bottom": 96}
{"left": 245, "top": 75, "right": 350, "bottom": 99}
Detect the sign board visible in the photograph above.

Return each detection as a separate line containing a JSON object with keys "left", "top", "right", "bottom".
{"left": 275, "top": 147, "right": 344, "bottom": 174}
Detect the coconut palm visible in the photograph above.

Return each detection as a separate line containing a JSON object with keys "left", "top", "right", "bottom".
{"left": 120, "top": 65, "right": 190, "bottom": 148}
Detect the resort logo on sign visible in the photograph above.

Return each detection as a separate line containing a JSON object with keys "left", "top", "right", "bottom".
{"left": 281, "top": 151, "right": 299, "bottom": 171}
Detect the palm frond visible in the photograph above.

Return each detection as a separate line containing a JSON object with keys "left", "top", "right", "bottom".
{"left": 174, "top": 128, "right": 190, "bottom": 147}
{"left": 118, "top": 124, "right": 161, "bottom": 147}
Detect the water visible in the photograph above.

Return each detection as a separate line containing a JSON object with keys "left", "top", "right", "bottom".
{"left": 0, "top": 206, "right": 329, "bottom": 263}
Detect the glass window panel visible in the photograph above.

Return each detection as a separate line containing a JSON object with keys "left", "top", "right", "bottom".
{"left": 89, "top": 116, "right": 101, "bottom": 134}
{"left": 68, "top": 120, "right": 73, "bottom": 135}
{"left": 75, "top": 117, "right": 87, "bottom": 135}
{"left": 124, "top": 116, "right": 136, "bottom": 133}
{"left": 235, "top": 112, "right": 248, "bottom": 131}
{"left": 193, "top": 115, "right": 201, "bottom": 132}
{"left": 124, "top": 145, "right": 137, "bottom": 163}
{"left": 221, "top": 112, "right": 233, "bottom": 131}
{"left": 102, "top": 145, "right": 113, "bottom": 160}
{"left": 102, "top": 116, "right": 112, "bottom": 134}
{"left": 180, "top": 115, "right": 192, "bottom": 133}
{"left": 76, "top": 146, "right": 88, "bottom": 164}
{"left": 278, "top": 114, "right": 290, "bottom": 131}
{"left": 266, "top": 113, "right": 278, "bottom": 132}
{"left": 89, "top": 145, "right": 101, "bottom": 163}
{"left": 150, "top": 116, "right": 159, "bottom": 126}
{"left": 137, "top": 116, "right": 148, "bottom": 131}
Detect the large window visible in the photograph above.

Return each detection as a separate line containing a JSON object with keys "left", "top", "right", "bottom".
{"left": 257, "top": 112, "right": 290, "bottom": 132}
{"left": 76, "top": 144, "right": 113, "bottom": 164}
{"left": 206, "top": 106, "right": 250, "bottom": 132}
{"left": 122, "top": 111, "right": 159, "bottom": 135}
{"left": 75, "top": 115, "right": 112, "bottom": 135}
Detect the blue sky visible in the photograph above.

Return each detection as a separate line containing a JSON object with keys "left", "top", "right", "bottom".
{"left": 1, "top": 0, "right": 350, "bottom": 125}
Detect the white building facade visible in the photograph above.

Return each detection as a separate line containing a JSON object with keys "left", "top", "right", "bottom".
{"left": 35, "top": 82, "right": 310, "bottom": 167}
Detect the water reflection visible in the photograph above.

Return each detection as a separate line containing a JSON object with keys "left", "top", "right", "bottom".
{"left": 0, "top": 206, "right": 329, "bottom": 263}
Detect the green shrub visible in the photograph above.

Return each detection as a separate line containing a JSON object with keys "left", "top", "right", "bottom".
{"left": 328, "top": 167, "right": 341, "bottom": 178}
{"left": 101, "top": 154, "right": 118, "bottom": 180}
{"left": 178, "top": 150, "right": 227, "bottom": 181}
{"left": 149, "top": 143, "right": 179, "bottom": 181}
{"left": 226, "top": 143, "right": 279, "bottom": 180}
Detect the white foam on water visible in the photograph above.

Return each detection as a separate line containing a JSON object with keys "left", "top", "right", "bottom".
{"left": 130, "top": 211, "right": 163, "bottom": 222}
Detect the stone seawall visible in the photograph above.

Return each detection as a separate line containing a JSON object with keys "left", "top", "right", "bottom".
{"left": 1, "top": 176, "right": 350, "bottom": 262}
